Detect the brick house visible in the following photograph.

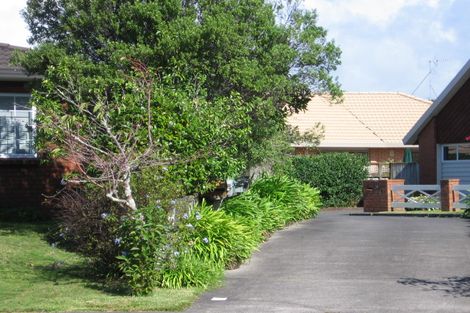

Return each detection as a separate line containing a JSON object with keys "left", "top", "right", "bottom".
{"left": 287, "top": 92, "right": 431, "bottom": 177}
{"left": 404, "top": 59, "right": 470, "bottom": 184}
{"left": 0, "top": 43, "right": 71, "bottom": 212}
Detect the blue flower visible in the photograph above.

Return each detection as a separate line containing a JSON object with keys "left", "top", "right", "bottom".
{"left": 202, "top": 237, "right": 209, "bottom": 244}
{"left": 186, "top": 223, "right": 194, "bottom": 229}
{"left": 173, "top": 251, "right": 180, "bottom": 257}
{"left": 114, "top": 238, "right": 122, "bottom": 245}
{"left": 195, "top": 212, "right": 202, "bottom": 220}
{"left": 182, "top": 213, "right": 189, "bottom": 220}
{"left": 59, "top": 233, "right": 64, "bottom": 238}
{"left": 170, "top": 199, "right": 177, "bottom": 206}
{"left": 100, "top": 212, "right": 109, "bottom": 219}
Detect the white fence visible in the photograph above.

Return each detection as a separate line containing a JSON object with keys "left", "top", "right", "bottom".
{"left": 391, "top": 184, "right": 470, "bottom": 210}
{"left": 452, "top": 185, "right": 470, "bottom": 209}
{"left": 391, "top": 184, "right": 441, "bottom": 209}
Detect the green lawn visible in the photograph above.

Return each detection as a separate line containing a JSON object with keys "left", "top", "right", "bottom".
{"left": 0, "top": 222, "right": 200, "bottom": 312}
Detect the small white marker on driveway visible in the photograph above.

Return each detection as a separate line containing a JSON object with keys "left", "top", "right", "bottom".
{"left": 210, "top": 297, "right": 227, "bottom": 301}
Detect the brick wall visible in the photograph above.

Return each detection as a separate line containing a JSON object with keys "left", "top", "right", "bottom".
{"left": 440, "top": 179, "right": 460, "bottom": 211}
{"left": 368, "top": 148, "right": 405, "bottom": 164}
{"left": 363, "top": 179, "right": 405, "bottom": 212}
{"left": 0, "top": 158, "right": 74, "bottom": 211}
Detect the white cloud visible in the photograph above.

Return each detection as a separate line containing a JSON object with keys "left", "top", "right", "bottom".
{"left": 305, "top": 0, "right": 450, "bottom": 28}
{"left": 429, "top": 21, "right": 457, "bottom": 43}
{"left": 0, "top": 0, "right": 30, "bottom": 47}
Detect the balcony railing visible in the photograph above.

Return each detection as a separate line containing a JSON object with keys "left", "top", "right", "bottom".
{"left": 0, "top": 108, "right": 36, "bottom": 157}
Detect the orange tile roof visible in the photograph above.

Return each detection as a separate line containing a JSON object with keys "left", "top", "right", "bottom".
{"left": 287, "top": 92, "right": 431, "bottom": 148}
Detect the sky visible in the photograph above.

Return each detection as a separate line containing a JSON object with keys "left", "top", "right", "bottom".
{"left": 0, "top": 0, "right": 468, "bottom": 100}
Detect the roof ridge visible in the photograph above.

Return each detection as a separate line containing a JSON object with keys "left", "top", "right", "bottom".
{"left": 315, "top": 91, "right": 432, "bottom": 103}
{"left": 395, "top": 92, "right": 432, "bottom": 104}
{"left": 0, "top": 43, "right": 29, "bottom": 50}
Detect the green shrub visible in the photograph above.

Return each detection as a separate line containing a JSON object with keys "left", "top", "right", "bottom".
{"left": 158, "top": 202, "right": 259, "bottom": 289}
{"left": 117, "top": 206, "right": 169, "bottom": 295}
{"left": 222, "top": 192, "right": 285, "bottom": 236}
{"left": 181, "top": 202, "right": 259, "bottom": 269}
{"left": 250, "top": 175, "right": 322, "bottom": 221}
{"left": 290, "top": 153, "right": 368, "bottom": 207}
{"left": 463, "top": 209, "right": 470, "bottom": 218}
{"left": 223, "top": 175, "right": 321, "bottom": 235}
{"left": 160, "top": 253, "right": 223, "bottom": 289}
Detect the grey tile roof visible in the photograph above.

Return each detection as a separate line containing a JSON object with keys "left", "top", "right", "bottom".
{"left": 0, "top": 43, "right": 27, "bottom": 70}
{"left": 0, "top": 43, "right": 30, "bottom": 80}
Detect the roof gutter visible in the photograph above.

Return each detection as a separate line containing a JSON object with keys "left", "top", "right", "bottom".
{"left": 0, "top": 68, "right": 40, "bottom": 81}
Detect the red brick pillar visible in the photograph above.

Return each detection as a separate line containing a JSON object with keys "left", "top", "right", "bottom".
{"left": 388, "top": 179, "right": 406, "bottom": 212}
{"left": 363, "top": 179, "right": 405, "bottom": 212}
{"left": 440, "top": 179, "right": 460, "bottom": 211}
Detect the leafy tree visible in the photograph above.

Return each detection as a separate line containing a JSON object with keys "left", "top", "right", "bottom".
{"left": 19, "top": 0, "right": 341, "bottom": 195}
{"left": 33, "top": 58, "right": 249, "bottom": 210}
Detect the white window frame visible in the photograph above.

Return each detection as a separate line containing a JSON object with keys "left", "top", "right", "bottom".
{"left": 0, "top": 93, "right": 37, "bottom": 159}
{"left": 441, "top": 143, "right": 470, "bottom": 163}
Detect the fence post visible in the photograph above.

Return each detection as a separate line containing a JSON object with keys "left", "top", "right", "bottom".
{"left": 440, "top": 179, "right": 460, "bottom": 211}
{"left": 388, "top": 179, "right": 406, "bottom": 212}
{"left": 363, "top": 179, "right": 404, "bottom": 212}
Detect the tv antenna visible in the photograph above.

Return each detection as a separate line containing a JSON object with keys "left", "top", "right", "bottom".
{"left": 411, "top": 59, "right": 440, "bottom": 100}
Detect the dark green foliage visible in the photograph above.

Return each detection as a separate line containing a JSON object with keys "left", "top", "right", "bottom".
{"left": 463, "top": 208, "right": 470, "bottom": 218}
{"left": 290, "top": 153, "right": 369, "bottom": 207}
{"left": 20, "top": 0, "right": 341, "bottom": 176}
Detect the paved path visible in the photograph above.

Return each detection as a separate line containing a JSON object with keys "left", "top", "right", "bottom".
{"left": 185, "top": 210, "right": 470, "bottom": 313}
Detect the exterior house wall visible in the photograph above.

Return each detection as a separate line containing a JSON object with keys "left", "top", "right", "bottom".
{"left": 0, "top": 81, "right": 31, "bottom": 93}
{"left": 416, "top": 77, "right": 470, "bottom": 184}
{"left": 436, "top": 78, "right": 470, "bottom": 144}
{"left": 294, "top": 147, "right": 407, "bottom": 164}
{"left": 417, "top": 118, "right": 437, "bottom": 184}
{"left": 0, "top": 158, "right": 74, "bottom": 211}
{"left": 368, "top": 148, "right": 405, "bottom": 164}
{"left": 0, "top": 82, "right": 71, "bottom": 211}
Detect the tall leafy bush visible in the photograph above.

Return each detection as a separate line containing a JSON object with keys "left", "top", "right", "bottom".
{"left": 290, "top": 153, "right": 368, "bottom": 207}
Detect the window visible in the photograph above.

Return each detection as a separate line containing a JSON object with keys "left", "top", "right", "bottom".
{"left": 442, "top": 144, "right": 470, "bottom": 161}
{"left": 0, "top": 94, "right": 36, "bottom": 158}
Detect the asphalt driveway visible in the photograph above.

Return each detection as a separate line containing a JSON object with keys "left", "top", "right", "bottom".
{"left": 185, "top": 209, "right": 470, "bottom": 313}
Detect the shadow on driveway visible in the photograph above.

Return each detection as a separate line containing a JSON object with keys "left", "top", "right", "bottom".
{"left": 398, "top": 276, "right": 470, "bottom": 297}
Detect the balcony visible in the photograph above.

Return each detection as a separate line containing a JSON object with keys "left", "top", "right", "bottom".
{"left": 0, "top": 94, "right": 36, "bottom": 158}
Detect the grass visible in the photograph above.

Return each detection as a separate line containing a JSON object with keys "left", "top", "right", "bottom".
{"left": 0, "top": 222, "right": 200, "bottom": 312}
{"left": 384, "top": 210, "right": 462, "bottom": 215}
{"left": 374, "top": 210, "right": 463, "bottom": 216}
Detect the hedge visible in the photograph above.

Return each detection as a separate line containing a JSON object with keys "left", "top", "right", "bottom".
{"left": 289, "top": 152, "right": 368, "bottom": 207}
